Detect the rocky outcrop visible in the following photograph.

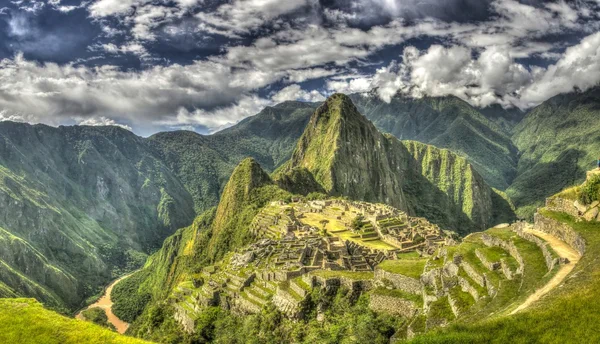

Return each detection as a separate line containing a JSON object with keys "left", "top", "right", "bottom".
{"left": 534, "top": 213, "right": 586, "bottom": 255}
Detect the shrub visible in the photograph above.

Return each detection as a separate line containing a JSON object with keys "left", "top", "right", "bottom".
{"left": 579, "top": 175, "right": 600, "bottom": 204}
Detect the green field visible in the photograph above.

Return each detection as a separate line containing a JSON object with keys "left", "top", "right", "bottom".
{"left": 0, "top": 299, "right": 150, "bottom": 344}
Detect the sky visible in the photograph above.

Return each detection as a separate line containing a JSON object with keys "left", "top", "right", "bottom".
{"left": 0, "top": 0, "right": 599, "bottom": 135}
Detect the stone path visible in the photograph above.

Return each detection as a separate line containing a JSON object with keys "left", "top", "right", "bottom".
{"left": 510, "top": 227, "right": 580, "bottom": 315}
{"left": 76, "top": 273, "right": 135, "bottom": 334}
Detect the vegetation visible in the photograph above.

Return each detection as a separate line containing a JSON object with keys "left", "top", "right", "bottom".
{"left": 351, "top": 93, "right": 519, "bottom": 190}
{"left": 81, "top": 307, "right": 115, "bottom": 330}
{"left": 111, "top": 271, "right": 152, "bottom": 323}
{"left": 131, "top": 287, "right": 401, "bottom": 344}
{"left": 510, "top": 87, "right": 600, "bottom": 218}
{"left": 579, "top": 174, "right": 600, "bottom": 204}
{"left": 0, "top": 299, "right": 149, "bottom": 344}
{"left": 377, "top": 259, "right": 427, "bottom": 279}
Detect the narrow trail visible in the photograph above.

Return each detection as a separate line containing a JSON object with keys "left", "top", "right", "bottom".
{"left": 510, "top": 227, "right": 580, "bottom": 315}
{"left": 76, "top": 273, "right": 134, "bottom": 334}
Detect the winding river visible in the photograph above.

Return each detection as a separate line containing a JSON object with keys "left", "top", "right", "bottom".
{"left": 76, "top": 273, "right": 134, "bottom": 334}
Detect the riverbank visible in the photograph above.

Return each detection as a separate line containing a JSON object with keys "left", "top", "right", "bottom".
{"left": 76, "top": 273, "right": 135, "bottom": 334}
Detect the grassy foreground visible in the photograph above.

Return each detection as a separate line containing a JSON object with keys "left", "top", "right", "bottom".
{"left": 0, "top": 299, "right": 150, "bottom": 344}
{"left": 409, "top": 210, "right": 600, "bottom": 343}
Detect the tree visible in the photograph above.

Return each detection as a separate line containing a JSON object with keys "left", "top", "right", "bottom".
{"left": 351, "top": 215, "right": 364, "bottom": 231}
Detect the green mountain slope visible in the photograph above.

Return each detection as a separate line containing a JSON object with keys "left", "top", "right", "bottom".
{"left": 282, "top": 93, "right": 514, "bottom": 232}
{"left": 147, "top": 101, "right": 317, "bottom": 214}
{"left": 0, "top": 123, "right": 196, "bottom": 311}
{"left": 509, "top": 87, "right": 600, "bottom": 218}
{"left": 0, "top": 298, "right": 150, "bottom": 344}
{"left": 351, "top": 93, "right": 519, "bottom": 190}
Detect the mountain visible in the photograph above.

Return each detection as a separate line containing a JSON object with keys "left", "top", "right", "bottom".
{"left": 0, "top": 123, "right": 196, "bottom": 311}
{"left": 0, "top": 101, "right": 318, "bottom": 312}
{"left": 281, "top": 93, "right": 514, "bottom": 232}
{"left": 114, "top": 124, "right": 594, "bottom": 344}
{"left": 351, "top": 93, "right": 519, "bottom": 190}
{"left": 509, "top": 87, "right": 600, "bottom": 218}
{"left": 147, "top": 101, "right": 318, "bottom": 213}
{"left": 478, "top": 103, "right": 526, "bottom": 133}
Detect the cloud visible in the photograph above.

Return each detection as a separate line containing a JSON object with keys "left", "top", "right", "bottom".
{"left": 77, "top": 116, "right": 132, "bottom": 131}
{"left": 196, "top": 0, "right": 313, "bottom": 37}
{"left": 271, "top": 84, "right": 325, "bottom": 103}
{"left": 332, "top": 30, "right": 600, "bottom": 109}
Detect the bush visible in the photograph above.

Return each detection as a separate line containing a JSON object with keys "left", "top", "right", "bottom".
{"left": 82, "top": 307, "right": 115, "bottom": 331}
{"left": 579, "top": 175, "right": 600, "bottom": 204}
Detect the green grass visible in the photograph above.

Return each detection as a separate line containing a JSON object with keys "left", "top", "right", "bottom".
{"left": 310, "top": 270, "right": 374, "bottom": 280}
{"left": 377, "top": 259, "right": 427, "bottom": 279}
{"left": 0, "top": 299, "right": 149, "bottom": 344}
{"left": 410, "top": 209, "right": 600, "bottom": 343}
{"left": 372, "top": 287, "right": 423, "bottom": 304}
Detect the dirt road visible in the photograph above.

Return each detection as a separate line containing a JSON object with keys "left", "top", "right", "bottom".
{"left": 510, "top": 227, "right": 580, "bottom": 314}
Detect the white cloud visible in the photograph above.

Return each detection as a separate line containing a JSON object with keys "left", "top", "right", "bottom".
{"left": 77, "top": 116, "right": 132, "bottom": 131}
{"left": 196, "top": 0, "right": 312, "bottom": 37}
{"left": 332, "top": 30, "right": 600, "bottom": 109}
{"left": 271, "top": 84, "right": 325, "bottom": 103}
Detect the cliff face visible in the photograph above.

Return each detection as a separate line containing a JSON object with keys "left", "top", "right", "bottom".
{"left": 285, "top": 94, "right": 513, "bottom": 233}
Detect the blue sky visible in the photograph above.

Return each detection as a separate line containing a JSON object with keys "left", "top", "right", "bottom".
{"left": 0, "top": 0, "right": 599, "bottom": 135}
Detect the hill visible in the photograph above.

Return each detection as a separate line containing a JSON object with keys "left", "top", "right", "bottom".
{"left": 0, "top": 298, "right": 150, "bottom": 344}
{"left": 351, "top": 93, "right": 519, "bottom": 190}
{"left": 409, "top": 171, "right": 600, "bottom": 343}
{"left": 113, "top": 167, "right": 590, "bottom": 343}
{"left": 509, "top": 87, "right": 600, "bottom": 218}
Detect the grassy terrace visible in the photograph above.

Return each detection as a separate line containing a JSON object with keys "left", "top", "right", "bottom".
{"left": 0, "top": 299, "right": 150, "bottom": 344}
{"left": 299, "top": 212, "right": 396, "bottom": 250}
{"left": 310, "top": 270, "right": 374, "bottom": 280}
{"left": 377, "top": 259, "right": 427, "bottom": 279}
{"left": 372, "top": 287, "right": 423, "bottom": 304}
{"left": 411, "top": 209, "right": 600, "bottom": 343}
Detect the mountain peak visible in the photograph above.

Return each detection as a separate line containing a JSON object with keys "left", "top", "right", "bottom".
{"left": 288, "top": 93, "right": 379, "bottom": 192}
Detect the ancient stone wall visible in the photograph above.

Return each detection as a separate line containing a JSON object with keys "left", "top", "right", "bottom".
{"left": 173, "top": 304, "right": 196, "bottom": 334}
{"left": 546, "top": 197, "right": 580, "bottom": 217}
{"left": 474, "top": 249, "right": 500, "bottom": 271}
{"left": 457, "top": 276, "right": 479, "bottom": 301}
{"left": 534, "top": 212, "right": 586, "bottom": 255}
{"left": 513, "top": 226, "right": 559, "bottom": 271}
{"left": 375, "top": 267, "right": 422, "bottom": 294}
{"left": 368, "top": 294, "right": 419, "bottom": 317}
{"left": 481, "top": 234, "right": 524, "bottom": 274}
{"left": 272, "top": 288, "right": 302, "bottom": 318}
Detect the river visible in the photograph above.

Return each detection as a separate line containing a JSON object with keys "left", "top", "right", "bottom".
{"left": 76, "top": 273, "right": 134, "bottom": 334}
